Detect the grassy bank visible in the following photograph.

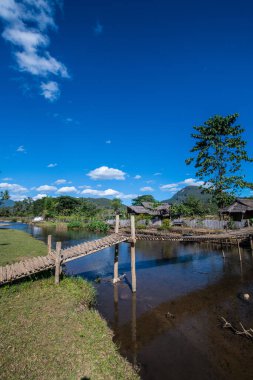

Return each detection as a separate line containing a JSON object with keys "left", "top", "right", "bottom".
{"left": 0, "top": 277, "right": 139, "bottom": 380}
{"left": 0, "top": 229, "right": 47, "bottom": 266}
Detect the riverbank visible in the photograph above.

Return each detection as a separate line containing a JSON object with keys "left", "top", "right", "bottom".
{"left": 0, "top": 276, "right": 139, "bottom": 380}
{"left": 0, "top": 229, "right": 139, "bottom": 379}
{"left": 0, "top": 229, "right": 47, "bottom": 266}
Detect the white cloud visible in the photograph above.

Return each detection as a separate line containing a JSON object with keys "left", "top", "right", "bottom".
{"left": 181, "top": 178, "right": 204, "bottom": 186}
{"left": 81, "top": 188, "right": 119, "bottom": 197}
{"left": 134, "top": 175, "right": 141, "bottom": 180}
{"left": 81, "top": 187, "right": 137, "bottom": 200}
{"left": 9, "top": 194, "right": 27, "bottom": 201}
{"left": 0, "top": 182, "right": 27, "bottom": 193}
{"left": 33, "top": 193, "right": 47, "bottom": 200}
{"left": 40, "top": 81, "right": 60, "bottom": 101}
{"left": 160, "top": 178, "right": 204, "bottom": 194}
{"left": 16, "top": 145, "right": 26, "bottom": 153}
{"left": 140, "top": 186, "right": 154, "bottom": 192}
{"left": 36, "top": 185, "right": 57, "bottom": 192}
{"left": 56, "top": 186, "right": 79, "bottom": 194}
{"left": 2, "top": 177, "right": 13, "bottom": 181}
{"left": 118, "top": 193, "right": 138, "bottom": 200}
{"left": 87, "top": 166, "right": 126, "bottom": 180}
{"left": 47, "top": 163, "right": 57, "bottom": 168}
{"left": 54, "top": 179, "right": 67, "bottom": 185}
{"left": 0, "top": 0, "right": 68, "bottom": 100}
{"left": 154, "top": 172, "right": 162, "bottom": 176}
{"left": 160, "top": 183, "right": 178, "bottom": 190}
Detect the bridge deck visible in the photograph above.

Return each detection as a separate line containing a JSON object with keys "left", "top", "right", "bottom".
{"left": 0, "top": 230, "right": 250, "bottom": 286}
{"left": 0, "top": 233, "right": 128, "bottom": 285}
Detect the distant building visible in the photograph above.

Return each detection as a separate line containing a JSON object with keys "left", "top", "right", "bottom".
{"left": 127, "top": 202, "right": 171, "bottom": 219}
{"left": 221, "top": 198, "right": 253, "bottom": 221}
{"left": 33, "top": 216, "right": 44, "bottom": 222}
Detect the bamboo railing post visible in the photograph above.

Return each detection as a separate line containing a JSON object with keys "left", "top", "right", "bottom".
{"left": 115, "top": 214, "right": 120, "bottom": 234}
{"left": 55, "top": 241, "right": 62, "bottom": 285}
{"left": 113, "top": 244, "right": 119, "bottom": 283}
{"left": 47, "top": 235, "right": 52, "bottom": 255}
{"left": 113, "top": 215, "right": 120, "bottom": 284}
{"left": 250, "top": 235, "right": 253, "bottom": 252}
{"left": 237, "top": 239, "right": 242, "bottom": 262}
{"left": 130, "top": 215, "right": 136, "bottom": 292}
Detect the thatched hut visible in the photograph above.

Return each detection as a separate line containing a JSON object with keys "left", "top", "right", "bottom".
{"left": 127, "top": 202, "right": 171, "bottom": 219}
{"left": 221, "top": 198, "right": 253, "bottom": 221}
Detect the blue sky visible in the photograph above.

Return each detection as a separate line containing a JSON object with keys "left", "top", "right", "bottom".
{"left": 0, "top": 0, "right": 253, "bottom": 204}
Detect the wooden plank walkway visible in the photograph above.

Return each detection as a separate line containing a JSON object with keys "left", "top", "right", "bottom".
{"left": 0, "top": 227, "right": 252, "bottom": 286}
{"left": 0, "top": 233, "right": 128, "bottom": 286}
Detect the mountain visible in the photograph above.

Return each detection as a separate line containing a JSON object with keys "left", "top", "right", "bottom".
{"left": 0, "top": 199, "right": 15, "bottom": 208}
{"left": 163, "top": 186, "right": 213, "bottom": 205}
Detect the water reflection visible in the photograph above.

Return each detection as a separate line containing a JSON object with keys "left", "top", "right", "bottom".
{"left": 3, "top": 222, "right": 253, "bottom": 380}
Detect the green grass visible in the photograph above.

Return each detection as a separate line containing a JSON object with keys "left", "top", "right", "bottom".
{"left": 0, "top": 229, "right": 48, "bottom": 266}
{"left": 0, "top": 277, "right": 139, "bottom": 380}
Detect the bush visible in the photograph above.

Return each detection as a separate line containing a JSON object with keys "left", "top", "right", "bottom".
{"left": 136, "top": 224, "right": 147, "bottom": 230}
{"left": 227, "top": 220, "right": 236, "bottom": 230}
{"left": 86, "top": 220, "right": 109, "bottom": 233}
{"left": 159, "top": 219, "right": 171, "bottom": 230}
{"left": 67, "top": 221, "right": 84, "bottom": 230}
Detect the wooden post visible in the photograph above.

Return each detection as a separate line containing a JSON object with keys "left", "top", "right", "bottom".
{"left": 250, "top": 235, "right": 253, "bottom": 252}
{"left": 237, "top": 239, "right": 242, "bottom": 262}
{"left": 130, "top": 214, "right": 136, "bottom": 292}
{"left": 113, "top": 244, "right": 119, "bottom": 284}
{"left": 131, "top": 292, "right": 137, "bottom": 366}
{"left": 47, "top": 235, "right": 52, "bottom": 255}
{"left": 113, "top": 214, "right": 120, "bottom": 283}
{"left": 55, "top": 241, "right": 62, "bottom": 285}
{"left": 115, "top": 214, "right": 120, "bottom": 234}
{"left": 131, "top": 214, "right": 136, "bottom": 240}
{"left": 131, "top": 242, "right": 136, "bottom": 292}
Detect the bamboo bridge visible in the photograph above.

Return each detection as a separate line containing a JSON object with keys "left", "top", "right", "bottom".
{"left": 0, "top": 215, "right": 253, "bottom": 289}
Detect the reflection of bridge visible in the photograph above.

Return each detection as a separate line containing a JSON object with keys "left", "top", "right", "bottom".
{"left": 0, "top": 216, "right": 252, "bottom": 287}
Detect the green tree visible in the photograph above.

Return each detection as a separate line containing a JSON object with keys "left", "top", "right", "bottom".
{"left": 132, "top": 195, "right": 156, "bottom": 206}
{"left": 0, "top": 190, "right": 10, "bottom": 212}
{"left": 186, "top": 113, "right": 253, "bottom": 208}
{"left": 111, "top": 198, "right": 123, "bottom": 214}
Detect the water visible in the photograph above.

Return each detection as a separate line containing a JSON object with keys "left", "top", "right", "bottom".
{"left": 2, "top": 222, "right": 253, "bottom": 379}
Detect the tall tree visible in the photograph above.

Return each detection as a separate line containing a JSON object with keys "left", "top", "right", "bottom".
{"left": 0, "top": 190, "right": 10, "bottom": 206}
{"left": 132, "top": 195, "right": 156, "bottom": 206}
{"left": 111, "top": 198, "right": 123, "bottom": 214}
{"left": 186, "top": 113, "right": 253, "bottom": 208}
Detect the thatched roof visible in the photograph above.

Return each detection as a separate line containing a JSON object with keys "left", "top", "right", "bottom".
{"left": 127, "top": 202, "right": 171, "bottom": 216}
{"left": 127, "top": 206, "right": 158, "bottom": 215}
{"left": 222, "top": 198, "right": 253, "bottom": 214}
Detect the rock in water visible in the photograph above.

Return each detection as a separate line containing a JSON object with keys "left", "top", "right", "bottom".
{"left": 242, "top": 293, "right": 250, "bottom": 301}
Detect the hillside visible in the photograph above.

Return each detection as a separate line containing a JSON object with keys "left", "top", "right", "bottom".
{"left": 0, "top": 199, "right": 15, "bottom": 208}
{"left": 163, "top": 186, "right": 213, "bottom": 205}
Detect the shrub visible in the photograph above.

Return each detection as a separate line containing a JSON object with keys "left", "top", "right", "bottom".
{"left": 137, "top": 224, "right": 147, "bottom": 230}
{"left": 67, "top": 221, "right": 84, "bottom": 230}
{"left": 227, "top": 220, "right": 236, "bottom": 230}
{"left": 160, "top": 219, "right": 171, "bottom": 230}
{"left": 86, "top": 220, "right": 109, "bottom": 233}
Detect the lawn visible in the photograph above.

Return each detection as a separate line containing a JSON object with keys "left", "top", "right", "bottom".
{"left": 0, "top": 229, "right": 48, "bottom": 266}
{"left": 0, "top": 229, "right": 139, "bottom": 379}
{"left": 0, "top": 276, "right": 139, "bottom": 380}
